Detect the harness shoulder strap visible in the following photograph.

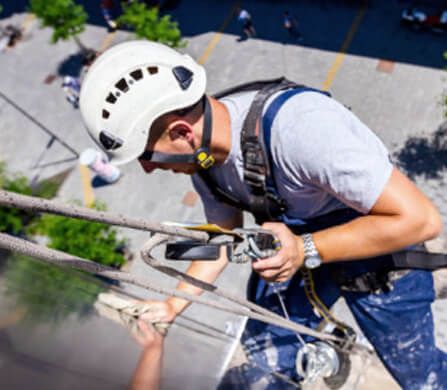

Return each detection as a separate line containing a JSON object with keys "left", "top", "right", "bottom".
{"left": 212, "top": 77, "right": 289, "bottom": 100}
{"left": 262, "top": 87, "right": 330, "bottom": 194}
{"left": 201, "top": 79, "right": 330, "bottom": 224}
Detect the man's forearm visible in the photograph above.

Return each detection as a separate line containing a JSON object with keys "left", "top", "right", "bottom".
{"left": 131, "top": 344, "right": 163, "bottom": 390}
{"left": 166, "top": 214, "right": 242, "bottom": 315}
{"left": 166, "top": 252, "right": 228, "bottom": 315}
{"left": 312, "top": 212, "right": 441, "bottom": 263}
{"left": 311, "top": 169, "right": 442, "bottom": 263}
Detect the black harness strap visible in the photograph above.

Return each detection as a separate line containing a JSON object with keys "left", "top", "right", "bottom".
{"left": 139, "top": 96, "right": 215, "bottom": 168}
{"left": 213, "top": 77, "right": 292, "bottom": 100}
{"left": 392, "top": 250, "right": 447, "bottom": 270}
{"left": 241, "top": 79, "right": 301, "bottom": 223}
{"left": 199, "top": 78, "right": 308, "bottom": 224}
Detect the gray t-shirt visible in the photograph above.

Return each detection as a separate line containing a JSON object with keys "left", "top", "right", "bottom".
{"left": 192, "top": 90, "right": 393, "bottom": 224}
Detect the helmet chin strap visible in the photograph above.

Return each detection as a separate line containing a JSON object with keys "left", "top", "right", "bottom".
{"left": 138, "top": 96, "right": 215, "bottom": 169}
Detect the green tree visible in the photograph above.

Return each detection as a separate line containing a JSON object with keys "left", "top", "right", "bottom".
{"left": 118, "top": 1, "right": 185, "bottom": 48}
{"left": 0, "top": 162, "right": 60, "bottom": 235}
{"left": 29, "top": 0, "right": 88, "bottom": 49}
{"left": 4, "top": 204, "right": 127, "bottom": 327}
{"left": 0, "top": 163, "right": 35, "bottom": 235}
{"left": 30, "top": 202, "right": 127, "bottom": 268}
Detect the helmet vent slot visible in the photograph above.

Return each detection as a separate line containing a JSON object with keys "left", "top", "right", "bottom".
{"left": 147, "top": 66, "right": 158, "bottom": 75}
{"left": 102, "top": 109, "right": 110, "bottom": 119}
{"left": 106, "top": 93, "right": 117, "bottom": 104}
{"left": 172, "top": 66, "right": 193, "bottom": 90}
{"left": 115, "top": 78, "right": 129, "bottom": 92}
{"left": 130, "top": 69, "right": 143, "bottom": 80}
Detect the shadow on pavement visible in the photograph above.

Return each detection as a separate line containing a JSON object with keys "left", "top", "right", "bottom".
{"left": 394, "top": 121, "right": 447, "bottom": 179}
{"left": 1, "top": 0, "right": 446, "bottom": 69}
{"left": 92, "top": 175, "right": 117, "bottom": 188}
{"left": 57, "top": 52, "right": 87, "bottom": 77}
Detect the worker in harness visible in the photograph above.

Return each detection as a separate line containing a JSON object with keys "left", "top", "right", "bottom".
{"left": 79, "top": 41, "right": 445, "bottom": 388}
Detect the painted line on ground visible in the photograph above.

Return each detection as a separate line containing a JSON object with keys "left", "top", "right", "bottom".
{"left": 80, "top": 164, "right": 95, "bottom": 207}
{"left": 321, "top": 1, "right": 368, "bottom": 91}
{"left": 21, "top": 13, "right": 36, "bottom": 33}
{"left": 99, "top": 30, "right": 117, "bottom": 53}
{"left": 197, "top": 2, "right": 239, "bottom": 65}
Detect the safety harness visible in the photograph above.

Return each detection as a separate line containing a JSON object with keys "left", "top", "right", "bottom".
{"left": 198, "top": 77, "right": 329, "bottom": 224}
{"left": 198, "top": 77, "right": 447, "bottom": 292}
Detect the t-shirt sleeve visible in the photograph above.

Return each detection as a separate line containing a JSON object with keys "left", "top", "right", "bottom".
{"left": 191, "top": 174, "right": 241, "bottom": 224}
{"left": 276, "top": 107, "right": 393, "bottom": 214}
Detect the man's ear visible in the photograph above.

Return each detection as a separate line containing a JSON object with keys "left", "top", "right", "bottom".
{"left": 169, "top": 122, "right": 195, "bottom": 142}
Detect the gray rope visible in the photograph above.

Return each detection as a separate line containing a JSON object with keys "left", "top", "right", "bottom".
{"left": 140, "top": 234, "right": 346, "bottom": 344}
{"left": 0, "top": 190, "right": 372, "bottom": 353}
{"left": 0, "top": 190, "right": 208, "bottom": 241}
{"left": 0, "top": 232, "right": 342, "bottom": 341}
{"left": 0, "top": 233, "right": 249, "bottom": 316}
{"left": 140, "top": 235, "right": 374, "bottom": 355}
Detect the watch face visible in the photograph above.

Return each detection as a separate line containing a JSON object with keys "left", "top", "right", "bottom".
{"left": 305, "top": 256, "right": 321, "bottom": 269}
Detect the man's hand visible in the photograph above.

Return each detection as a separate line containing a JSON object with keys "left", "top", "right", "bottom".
{"left": 139, "top": 300, "right": 178, "bottom": 324}
{"left": 251, "top": 222, "right": 304, "bottom": 283}
{"left": 131, "top": 320, "right": 164, "bottom": 390}
{"left": 134, "top": 320, "right": 164, "bottom": 349}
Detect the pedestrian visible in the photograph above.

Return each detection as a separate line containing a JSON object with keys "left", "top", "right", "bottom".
{"left": 100, "top": 0, "right": 117, "bottom": 31}
{"left": 283, "top": 11, "right": 303, "bottom": 42}
{"left": 236, "top": 7, "right": 256, "bottom": 40}
{"left": 79, "top": 41, "right": 446, "bottom": 388}
{"left": 0, "top": 24, "right": 22, "bottom": 52}
{"left": 61, "top": 76, "right": 81, "bottom": 108}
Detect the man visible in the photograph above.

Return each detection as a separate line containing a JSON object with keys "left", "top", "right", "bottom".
{"left": 236, "top": 7, "right": 256, "bottom": 40}
{"left": 79, "top": 41, "right": 445, "bottom": 388}
{"left": 283, "top": 11, "right": 303, "bottom": 42}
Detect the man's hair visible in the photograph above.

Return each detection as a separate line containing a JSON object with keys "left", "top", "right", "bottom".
{"left": 174, "top": 95, "right": 204, "bottom": 117}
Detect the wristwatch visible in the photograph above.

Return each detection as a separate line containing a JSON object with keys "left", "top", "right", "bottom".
{"left": 301, "top": 233, "right": 323, "bottom": 269}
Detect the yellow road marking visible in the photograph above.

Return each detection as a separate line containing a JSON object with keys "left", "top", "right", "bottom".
{"left": 21, "top": 13, "right": 36, "bottom": 33}
{"left": 197, "top": 2, "right": 239, "bottom": 65}
{"left": 99, "top": 31, "right": 117, "bottom": 53}
{"left": 80, "top": 164, "right": 95, "bottom": 207}
{"left": 321, "top": 1, "right": 368, "bottom": 91}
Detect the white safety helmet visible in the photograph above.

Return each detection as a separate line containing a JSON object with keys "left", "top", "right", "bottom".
{"left": 79, "top": 40, "right": 206, "bottom": 165}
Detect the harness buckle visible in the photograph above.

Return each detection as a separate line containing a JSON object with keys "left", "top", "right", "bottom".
{"left": 195, "top": 149, "right": 215, "bottom": 169}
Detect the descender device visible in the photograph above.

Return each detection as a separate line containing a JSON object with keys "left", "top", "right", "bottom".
{"left": 163, "top": 223, "right": 280, "bottom": 263}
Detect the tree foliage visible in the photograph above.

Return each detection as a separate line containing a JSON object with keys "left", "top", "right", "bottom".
{"left": 1, "top": 162, "right": 127, "bottom": 327}
{"left": 29, "top": 0, "right": 87, "bottom": 44}
{"left": 118, "top": 1, "right": 185, "bottom": 48}
{"left": 0, "top": 161, "right": 126, "bottom": 268}
{"left": 0, "top": 162, "right": 60, "bottom": 234}
{"left": 30, "top": 202, "right": 127, "bottom": 268}
{"left": 0, "top": 163, "right": 35, "bottom": 235}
